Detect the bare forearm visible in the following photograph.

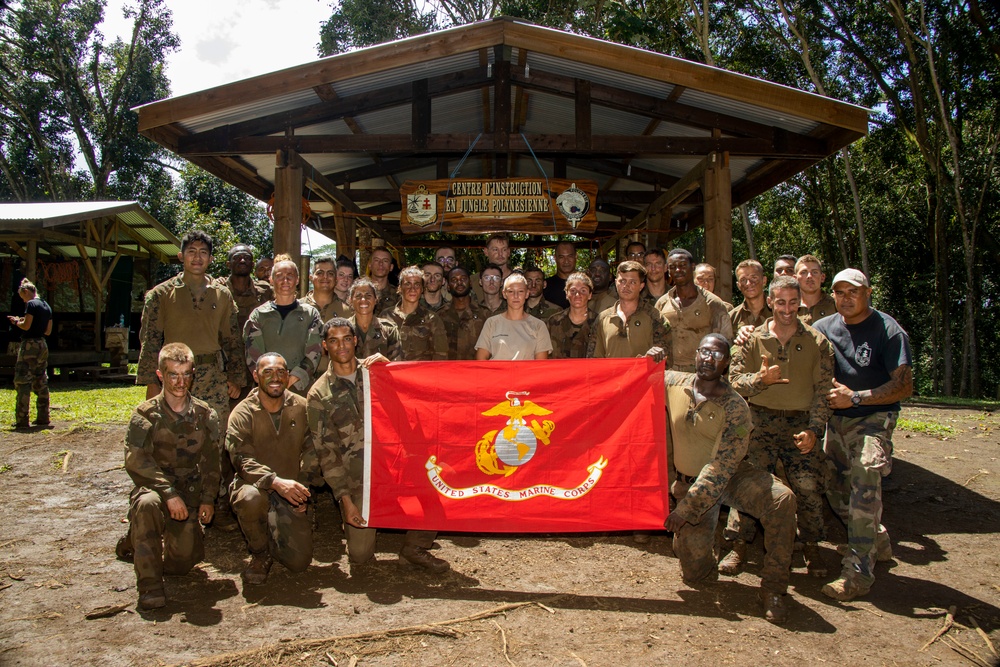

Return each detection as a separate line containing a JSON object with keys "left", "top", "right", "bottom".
{"left": 861, "top": 365, "right": 913, "bottom": 405}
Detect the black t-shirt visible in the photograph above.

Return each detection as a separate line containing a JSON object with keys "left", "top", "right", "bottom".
{"left": 23, "top": 297, "right": 52, "bottom": 340}
{"left": 543, "top": 275, "right": 569, "bottom": 309}
{"left": 275, "top": 300, "right": 298, "bottom": 319}
{"left": 814, "top": 309, "right": 911, "bottom": 418}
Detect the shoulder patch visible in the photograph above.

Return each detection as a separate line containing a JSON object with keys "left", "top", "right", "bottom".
{"left": 734, "top": 425, "right": 749, "bottom": 439}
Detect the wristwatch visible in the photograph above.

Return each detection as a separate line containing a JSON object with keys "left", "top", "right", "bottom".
{"left": 850, "top": 391, "right": 862, "bottom": 407}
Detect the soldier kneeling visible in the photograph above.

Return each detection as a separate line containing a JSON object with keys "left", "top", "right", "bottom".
{"left": 116, "top": 343, "right": 220, "bottom": 611}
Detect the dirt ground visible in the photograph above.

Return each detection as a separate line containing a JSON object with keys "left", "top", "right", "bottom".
{"left": 1, "top": 401, "right": 999, "bottom": 667}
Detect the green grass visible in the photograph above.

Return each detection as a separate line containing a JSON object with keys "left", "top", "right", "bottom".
{"left": 907, "top": 395, "right": 1000, "bottom": 410}
{"left": 897, "top": 418, "right": 955, "bottom": 437}
{"left": 0, "top": 464, "right": 11, "bottom": 473}
{"left": 0, "top": 384, "right": 146, "bottom": 426}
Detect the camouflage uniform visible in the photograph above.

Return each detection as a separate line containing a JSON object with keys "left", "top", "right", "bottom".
{"left": 13, "top": 295, "right": 52, "bottom": 426}
{"left": 823, "top": 411, "right": 897, "bottom": 588}
{"left": 302, "top": 291, "right": 352, "bottom": 378}
{"left": 228, "top": 389, "right": 321, "bottom": 573}
{"left": 665, "top": 371, "right": 796, "bottom": 593}
{"left": 14, "top": 338, "right": 49, "bottom": 426}
{"left": 656, "top": 286, "right": 733, "bottom": 372}
{"left": 438, "top": 301, "right": 488, "bottom": 360}
{"left": 380, "top": 303, "right": 448, "bottom": 361}
{"left": 587, "top": 301, "right": 672, "bottom": 364}
{"left": 546, "top": 308, "right": 596, "bottom": 359}
{"left": 729, "top": 301, "right": 772, "bottom": 331}
{"left": 243, "top": 300, "right": 323, "bottom": 395}
{"left": 419, "top": 295, "right": 449, "bottom": 313}
{"left": 137, "top": 273, "right": 245, "bottom": 425}
{"left": 374, "top": 283, "right": 399, "bottom": 317}
{"left": 589, "top": 289, "right": 618, "bottom": 315}
{"left": 728, "top": 319, "right": 835, "bottom": 542}
{"left": 122, "top": 394, "right": 221, "bottom": 596}
{"left": 348, "top": 316, "right": 403, "bottom": 361}
{"left": 216, "top": 276, "right": 272, "bottom": 401}
{"left": 216, "top": 276, "right": 273, "bottom": 331}
{"left": 477, "top": 296, "right": 507, "bottom": 316}
{"left": 302, "top": 290, "right": 352, "bottom": 324}
{"left": 814, "top": 308, "right": 911, "bottom": 590}
{"left": 798, "top": 293, "right": 836, "bottom": 326}
{"left": 525, "top": 298, "right": 560, "bottom": 321}
{"left": 307, "top": 367, "right": 435, "bottom": 563}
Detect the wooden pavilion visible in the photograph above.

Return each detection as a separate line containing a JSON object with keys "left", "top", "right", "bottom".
{"left": 135, "top": 17, "right": 868, "bottom": 301}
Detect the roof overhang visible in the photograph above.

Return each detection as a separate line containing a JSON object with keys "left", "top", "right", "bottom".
{"left": 135, "top": 17, "right": 869, "bottom": 244}
{"left": 0, "top": 201, "right": 181, "bottom": 263}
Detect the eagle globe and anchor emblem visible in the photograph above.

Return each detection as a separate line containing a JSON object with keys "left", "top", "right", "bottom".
{"left": 424, "top": 390, "right": 609, "bottom": 502}
{"left": 476, "top": 391, "right": 555, "bottom": 477}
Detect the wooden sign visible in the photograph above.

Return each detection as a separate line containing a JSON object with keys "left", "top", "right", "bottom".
{"left": 400, "top": 179, "right": 598, "bottom": 234}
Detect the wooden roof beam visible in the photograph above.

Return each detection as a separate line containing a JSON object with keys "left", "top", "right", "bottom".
{"left": 178, "top": 134, "right": 823, "bottom": 158}
{"left": 600, "top": 154, "right": 713, "bottom": 253}
{"left": 176, "top": 66, "right": 491, "bottom": 155}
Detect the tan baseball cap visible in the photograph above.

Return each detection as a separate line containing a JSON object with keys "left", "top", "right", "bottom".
{"left": 831, "top": 268, "right": 869, "bottom": 287}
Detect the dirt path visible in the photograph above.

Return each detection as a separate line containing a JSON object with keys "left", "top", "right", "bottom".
{"left": 1, "top": 405, "right": 998, "bottom": 666}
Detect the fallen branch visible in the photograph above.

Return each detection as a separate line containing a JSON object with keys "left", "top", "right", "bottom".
{"left": 167, "top": 598, "right": 559, "bottom": 667}
{"left": 920, "top": 605, "right": 956, "bottom": 651}
{"left": 61, "top": 451, "right": 72, "bottom": 474}
{"left": 942, "top": 636, "right": 992, "bottom": 667}
{"left": 969, "top": 616, "right": 998, "bottom": 658}
{"left": 324, "top": 651, "right": 337, "bottom": 666}
{"left": 492, "top": 620, "right": 517, "bottom": 667}
{"left": 98, "top": 464, "right": 124, "bottom": 474}
{"left": 0, "top": 538, "right": 31, "bottom": 549}
{"left": 963, "top": 470, "right": 989, "bottom": 487}
{"left": 85, "top": 603, "right": 133, "bottom": 620}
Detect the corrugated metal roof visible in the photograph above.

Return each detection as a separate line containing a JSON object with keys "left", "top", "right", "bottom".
{"left": 134, "top": 18, "right": 868, "bottom": 243}
{"left": 0, "top": 201, "right": 180, "bottom": 260}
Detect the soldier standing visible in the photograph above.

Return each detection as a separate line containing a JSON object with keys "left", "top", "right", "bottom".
{"left": 307, "top": 318, "right": 449, "bottom": 573}
{"left": 587, "top": 261, "right": 670, "bottom": 363}
{"left": 228, "top": 353, "right": 320, "bottom": 585}
{"left": 243, "top": 255, "right": 323, "bottom": 396}
{"left": 117, "top": 343, "right": 220, "bottom": 610}
{"left": 136, "top": 230, "right": 244, "bottom": 525}
{"left": 477, "top": 264, "right": 507, "bottom": 316}
{"left": 664, "top": 334, "right": 797, "bottom": 624}
{"left": 773, "top": 255, "right": 796, "bottom": 279}
{"left": 470, "top": 233, "right": 513, "bottom": 302}
{"left": 347, "top": 278, "right": 403, "bottom": 360}
{"left": 438, "top": 267, "right": 487, "bottom": 360}
{"left": 640, "top": 249, "right": 669, "bottom": 305}
{"left": 367, "top": 247, "right": 399, "bottom": 315}
{"left": 814, "top": 269, "right": 913, "bottom": 601}
{"left": 303, "top": 255, "right": 352, "bottom": 324}
{"left": 730, "top": 259, "right": 771, "bottom": 331}
{"left": 795, "top": 254, "right": 836, "bottom": 324}
{"left": 725, "top": 276, "right": 835, "bottom": 578}
{"left": 8, "top": 278, "right": 52, "bottom": 429}
{"left": 216, "top": 245, "right": 272, "bottom": 403}
{"left": 419, "top": 261, "right": 449, "bottom": 312}
{"left": 656, "top": 249, "right": 732, "bottom": 372}
{"left": 587, "top": 259, "right": 618, "bottom": 315}
{"left": 524, "top": 266, "right": 560, "bottom": 320}
{"left": 546, "top": 272, "right": 596, "bottom": 359}
{"left": 381, "top": 266, "right": 448, "bottom": 361}
{"left": 542, "top": 240, "right": 577, "bottom": 309}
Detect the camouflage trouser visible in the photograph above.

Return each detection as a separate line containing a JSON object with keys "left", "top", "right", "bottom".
{"left": 192, "top": 362, "right": 234, "bottom": 505}
{"left": 343, "top": 493, "right": 435, "bottom": 564}
{"left": 726, "top": 410, "right": 826, "bottom": 543}
{"left": 127, "top": 489, "right": 204, "bottom": 594}
{"left": 14, "top": 338, "right": 49, "bottom": 425}
{"left": 673, "top": 461, "right": 796, "bottom": 594}
{"left": 824, "top": 411, "right": 896, "bottom": 587}
{"left": 231, "top": 485, "right": 313, "bottom": 572}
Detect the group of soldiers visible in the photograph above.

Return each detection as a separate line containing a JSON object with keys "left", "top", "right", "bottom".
{"left": 119, "top": 230, "right": 912, "bottom": 627}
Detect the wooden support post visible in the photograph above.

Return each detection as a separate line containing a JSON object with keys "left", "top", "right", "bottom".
{"left": 27, "top": 240, "right": 37, "bottom": 282}
{"left": 493, "top": 46, "right": 511, "bottom": 179}
{"left": 274, "top": 149, "right": 303, "bottom": 266}
{"left": 703, "top": 151, "right": 733, "bottom": 302}
{"left": 333, "top": 205, "right": 356, "bottom": 262}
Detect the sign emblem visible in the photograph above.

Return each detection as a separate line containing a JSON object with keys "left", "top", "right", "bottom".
{"left": 476, "top": 391, "right": 555, "bottom": 477}
{"left": 423, "top": 389, "right": 609, "bottom": 502}
{"left": 405, "top": 184, "right": 437, "bottom": 226}
{"left": 555, "top": 183, "right": 590, "bottom": 228}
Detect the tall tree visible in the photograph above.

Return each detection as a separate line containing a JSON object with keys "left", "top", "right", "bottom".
{"left": 0, "top": 0, "right": 177, "bottom": 201}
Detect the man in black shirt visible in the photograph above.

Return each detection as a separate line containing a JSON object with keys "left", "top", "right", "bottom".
{"left": 8, "top": 278, "right": 53, "bottom": 428}
{"left": 814, "top": 269, "right": 912, "bottom": 601}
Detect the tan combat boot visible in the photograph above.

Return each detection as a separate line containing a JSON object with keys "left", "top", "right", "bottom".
{"left": 718, "top": 539, "right": 747, "bottom": 576}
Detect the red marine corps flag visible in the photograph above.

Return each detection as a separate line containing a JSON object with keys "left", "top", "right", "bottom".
{"left": 362, "top": 358, "right": 669, "bottom": 533}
